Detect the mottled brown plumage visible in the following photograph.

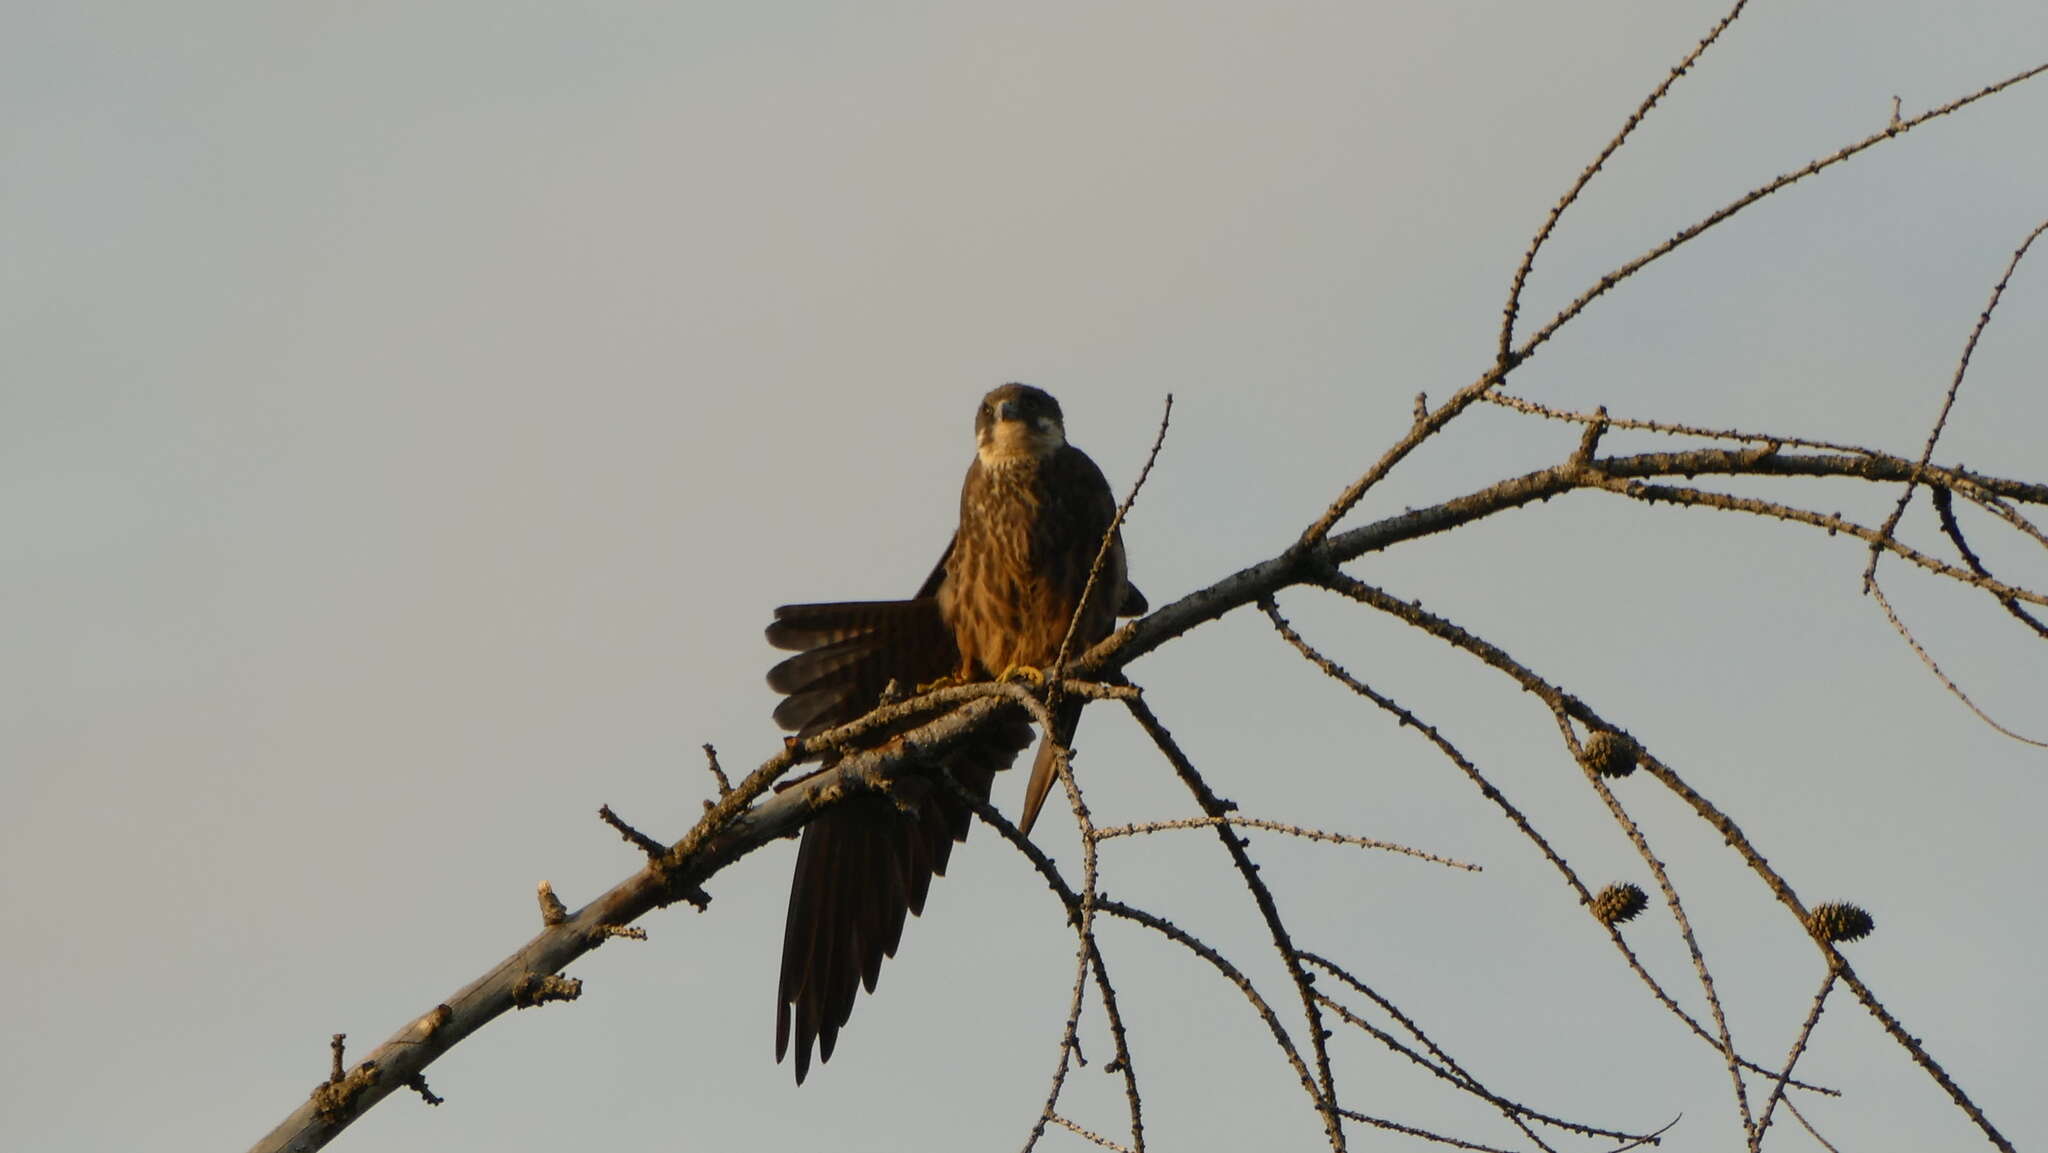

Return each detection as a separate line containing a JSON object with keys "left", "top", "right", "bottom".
{"left": 765, "top": 384, "right": 1145, "bottom": 1082}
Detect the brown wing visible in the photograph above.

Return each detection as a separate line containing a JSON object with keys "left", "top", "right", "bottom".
{"left": 1013, "top": 444, "right": 1138, "bottom": 834}
{"left": 766, "top": 575, "right": 1032, "bottom": 1082}
{"left": 766, "top": 598, "right": 957, "bottom": 738}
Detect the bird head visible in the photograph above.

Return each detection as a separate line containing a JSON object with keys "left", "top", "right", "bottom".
{"left": 975, "top": 383, "right": 1067, "bottom": 466}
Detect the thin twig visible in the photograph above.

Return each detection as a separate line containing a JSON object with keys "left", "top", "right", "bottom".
{"left": 1306, "top": 575, "right": 1833, "bottom": 1094}
{"left": 1961, "top": 489, "right": 2048, "bottom": 553}
{"left": 1752, "top": 969, "right": 1839, "bottom": 1148}
{"left": 1123, "top": 697, "right": 1348, "bottom": 1149}
{"left": 936, "top": 756, "right": 1146, "bottom": 1153}
{"left": 1333, "top": 1110, "right": 1519, "bottom": 1153}
{"left": 1866, "top": 578, "right": 2046, "bottom": 746}
{"left": 700, "top": 743, "right": 731, "bottom": 797}
{"left": 1092, "top": 816, "right": 1479, "bottom": 871}
{"left": 1482, "top": 389, "right": 1882, "bottom": 459}
{"left": 1512, "top": 63, "right": 2048, "bottom": 370}
{"left": 1784, "top": 1097, "right": 1845, "bottom": 1153}
{"left": 1571, "top": 722, "right": 1753, "bottom": 1138}
{"left": 1047, "top": 1114, "right": 1136, "bottom": 1153}
{"left": 1026, "top": 701, "right": 1146, "bottom": 1153}
{"left": 1296, "top": 61, "right": 2048, "bottom": 556}
{"left": 1305, "top": 955, "right": 1661, "bottom": 1143}
{"left": 1935, "top": 487, "right": 2048, "bottom": 639}
{"left": 1833, "top": 959, "right": 2013, "bottom": 1152}
{"left": 1628, "top": 740, "right": 2015, "bottom": 1153}
{"left": 1574, "top": 468, "right": 2048, "bottom": 608}
{"left": 1098, "top": 898, "right": 1329, "bottom": 1130}
{"left": 1865, "top": 219, "right": 2048, "bottom": 588}
{"left": 1309, "top": 995, "right": 1557, "bottom": 1153}
{"left": 1500, "top": 0, "right": 1754, "bottom": 363}
{"left": 1052, "top": 394, "right": 1173, "bottom": 686}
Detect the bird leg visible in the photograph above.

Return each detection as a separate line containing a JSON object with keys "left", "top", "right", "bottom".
{"left": 996, "top": 664, "right": 1047, "bottom": 687}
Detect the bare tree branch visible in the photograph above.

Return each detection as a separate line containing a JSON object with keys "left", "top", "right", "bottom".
{"left": 248, "top": 24, "right": 2046, "bottom": 1153}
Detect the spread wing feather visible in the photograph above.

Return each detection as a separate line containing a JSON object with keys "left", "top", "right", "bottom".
{"left": 766, "top": 584, "right": 1029, "bottom": 1082}
{"left": 766, "top": 600, "right": 958, "bottom": 738}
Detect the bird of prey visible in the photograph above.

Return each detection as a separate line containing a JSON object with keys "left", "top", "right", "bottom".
{"left": 764, "top": 383, "right": 1146, "bottom": 1082}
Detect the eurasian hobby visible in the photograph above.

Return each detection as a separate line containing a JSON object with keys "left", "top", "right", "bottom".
{"left": 764, "top": 383, "right": 1145, "bottom": 1081}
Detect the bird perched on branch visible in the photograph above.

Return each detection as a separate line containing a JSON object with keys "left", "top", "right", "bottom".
{"left": 764, "top": 383, "right": 1146, "bottom": 1082}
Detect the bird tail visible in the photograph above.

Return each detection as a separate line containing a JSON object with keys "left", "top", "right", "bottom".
{"left": 775, "top": 736, "right": 1025, "bottom": 1081}
{"left": 1017, "top": 697, "right": 1084, "bottom": 835}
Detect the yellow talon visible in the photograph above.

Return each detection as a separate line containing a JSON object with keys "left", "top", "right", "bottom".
{"left": 914, "top": 674, "right": 962, "bottom": 693}
{"left": 997, "top": 664, "right": 1047, "bottom": 687}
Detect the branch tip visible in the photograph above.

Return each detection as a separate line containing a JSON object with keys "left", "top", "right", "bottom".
{"left": 311, "top": 1039, "right": 379, "bottom": 1124}
{"left": 1572, "top": 406, "right": 1609, "bottom": 465}
{"left": 597, "top": 804, "right": 668, "bottom": 861}
{"left": 405, "top": 1073, "right": 444, "bottom": 1107}
{"left": 510, "top": 973, "right": 583, "bottom": 1008}
{"left": 536, "top": 880, "right": 568, "bottom": 926}
{"left": 701, "top": 743, "right": 733, "bottom": 796}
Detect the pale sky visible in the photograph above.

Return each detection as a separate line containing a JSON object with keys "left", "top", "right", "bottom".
{"left": 5, "top": 4, "right": 2045, "bottom": 1152}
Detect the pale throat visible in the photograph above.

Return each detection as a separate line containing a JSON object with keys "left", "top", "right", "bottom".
{"left": 976, "top": 417, "right": 1066, "bottom": 467}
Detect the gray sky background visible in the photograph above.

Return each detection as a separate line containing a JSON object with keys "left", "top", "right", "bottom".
{"left": 5, "top": 4, "right": 2045, "bottom": 1152}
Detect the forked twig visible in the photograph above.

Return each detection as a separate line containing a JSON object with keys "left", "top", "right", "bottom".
{"left": 1268, "top": 587, "right": 1833, "bottom": 1092}
{"left": 1753, "top": 970, "right": 1840, "bottom": 1147}
{"left": 1123, "top": 698, "right": 1347, "bottom": 1151}
{"left": 1500, "top": 0, "right": 1755, "bottom": 363}
{"left": 1865, "top": 219, "right": 2048, "bottom": 587}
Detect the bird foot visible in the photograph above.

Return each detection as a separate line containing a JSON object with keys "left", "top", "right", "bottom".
{"left": 997, "top": 664, "right": 1047, "bottom": 687}
{"left": 914, "top": 674, "right": 962, "bottom": 693}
